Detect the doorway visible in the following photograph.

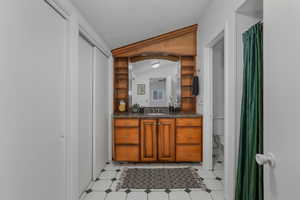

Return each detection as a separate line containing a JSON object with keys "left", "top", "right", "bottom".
{"left": 203, "top": 24, "right": 232, "bottom": 199}
{"left": 212, "top": 39, "right": 225, "bottom": 172}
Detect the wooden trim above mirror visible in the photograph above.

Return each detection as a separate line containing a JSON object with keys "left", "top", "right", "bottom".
{"left": 130, "top": 55, "right": 179, "bottom": 63}
{"left": 112, "top": 24, "right": 197, "bottom": 57}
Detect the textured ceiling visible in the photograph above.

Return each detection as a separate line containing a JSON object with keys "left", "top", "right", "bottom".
{"left": 70, "top": 0, "right": 210, "bottom": 49}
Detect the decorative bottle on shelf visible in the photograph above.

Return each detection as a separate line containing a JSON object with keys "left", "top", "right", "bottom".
{"left": 168, "top": 96, "right": 175, "bottom": 113}
{"left": 119, "top": 100, "right": 126, "bottom": 112}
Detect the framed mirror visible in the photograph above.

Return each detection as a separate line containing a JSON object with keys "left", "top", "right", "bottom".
{"left": 129, "top": 57, "right": 181, "bottom": 108}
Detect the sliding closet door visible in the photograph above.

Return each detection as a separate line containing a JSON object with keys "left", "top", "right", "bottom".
{"left": 78, "top": 35, "right": 94, "bottom": 195}
{"left": 1, "top": 1, "right": 67, "bottom": 200}
{"left": 93, "top": 48, "right": 109, "bottom": 179}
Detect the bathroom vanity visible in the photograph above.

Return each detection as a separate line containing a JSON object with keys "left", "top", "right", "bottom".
{"left": 113, "top": 114, "right": 202, "bottom": 162}
{"left": 111, "top": 25, "right": 202, "bottom": 163}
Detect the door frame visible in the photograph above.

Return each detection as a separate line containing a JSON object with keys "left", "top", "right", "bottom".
{"left": 78, "top": 33, "right": 95, "bottom": 197}
{"left": 203, "top": 21, "right": 235, "bottom": 199}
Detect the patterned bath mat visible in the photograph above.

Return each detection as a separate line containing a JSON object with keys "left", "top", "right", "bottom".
{"left": 116, "top": 168, "right": 206, "bottom": 190}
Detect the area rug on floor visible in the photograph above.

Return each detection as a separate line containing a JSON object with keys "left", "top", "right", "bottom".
{"left": 116, "top": 168, "right": 206, "bottom": 190}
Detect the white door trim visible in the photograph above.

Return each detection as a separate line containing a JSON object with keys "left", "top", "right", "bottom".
{"left": 203, "top": 28, "right": 225, "bottom": 170}
{"left": 203, "top": 21, "right": 235, "bottom": 200}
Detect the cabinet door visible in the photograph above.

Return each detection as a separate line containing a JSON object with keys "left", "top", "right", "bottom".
{"left": 141, "top": 119, "right": 157, "bottom": 161}
{"left": 158, "top": 119, "right": 175, "bottom": 161}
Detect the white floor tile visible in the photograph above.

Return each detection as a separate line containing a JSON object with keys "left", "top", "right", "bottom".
{"left": 197, "top": 170, "right": 216, "bottom": 179}
{"left": 164, "top": 164, "right": 187, "bottom": 168}
{"left": 189, "top": 191, "right": 212, "bottom": 200}
{"left": 116, "top": 172, "right": 122, "bottom": 179}
{"left": 213, "top": 163, "right": 224, "bottom": 170}
{"left": 210, "top": 191, "right": 224, "bottom": 200}
{"left": 92, "top": 180, "right": 112, "bottom": 191}
{"left": 133, "top": 163, "right": 165, "bottom": 168}
{"left": 213, "top": 170, "right": 224, "bottom": 178}
{"left": 169, "top": 191, "right": 191, "bottom": 200}
{"left": 127, "top": 192, "right": 147, "bottom": 200}
{"left": 187, "top": 163, "right": 203, "bottom": 167}
{"left": 110, "top": 181, "right": 118, "bottom": 191}
{"left": 148, "top": 192, "right": 169, "bottom": 200}
{"left": 105, "top": 192, "right": 127, "bottom": 200}
{"left": 105, "top": 164, "right": 122, "bottom": 171}
{"left": 204, "top": 180, "right": 224, "bottom": 191}
{"left": 84, "top": 191, "right": 106, "bottom": 200}
{"left": 150, "top": 188, "right": 166, "bottom": 192}
{"left": 99, "top": 171, "right": 117, "bottom": 179}
{"left": 128, "top": 188, "right": 147, "bottom": 192}
{"left": 192, "top": 165, "right": 204, "bottom": 171}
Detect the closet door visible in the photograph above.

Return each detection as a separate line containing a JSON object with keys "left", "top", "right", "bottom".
{"left": 1, "top": 1, "right": 67, "bottom": 200}
{"left": 78, "top": 35, "right": 94, "bottom": 195}
{"left": 93, "top": 48, "right": 109, "bottom": 179}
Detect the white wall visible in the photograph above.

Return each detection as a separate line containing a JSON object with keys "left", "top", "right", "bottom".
{"left": 197, "top": 0, "right": 246, "bottom": 199}
{"left": 0, "top": 1, "right": 67, "bottom": 200}
{"left": 0, "top": 1, "right": 111, "bottom": 200}
{"left": 264, "top": 0, "right": 300, "bottom": 199}
{"left": 93, "top": 48, "right": 109, "bottom": 179}
{"left": 213, "top": 40, "right": 225, "bottom": 136}
{"left": 78, "top": 35, "right": 94, "bottom": 196}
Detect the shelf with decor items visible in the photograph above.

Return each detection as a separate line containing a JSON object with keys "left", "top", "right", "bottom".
{"left": 114, "top": 57, "right": 129, "bottom": 113}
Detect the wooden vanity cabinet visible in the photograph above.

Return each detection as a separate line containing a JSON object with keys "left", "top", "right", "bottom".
{"left": 113, "top": 117, "right": 202, "bottom": 162}
{"left": 140, "top": 119, "right": 157, "bottom": 162}
{"left": 114, "top": 119, "right": 140, "bottom": 162}
{"left": 176, "top": 118, "right": 203, "bottom": 162}
{"left": 158, "top": 119, "right": 175, "bottom": 161}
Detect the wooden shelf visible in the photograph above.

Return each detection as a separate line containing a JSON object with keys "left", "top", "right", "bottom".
{"left": 181, "top": 96, "right": 195, "bottom": 98}
{"left": 181, "top": 57, "right": 195, "bottom": 67}
{"left": 180, "top": 56, "right": 196, "bottom": 113}
{"left": 115, "top": 66, "right": 128, "bottom": 70}
{"left": 115, "top": 72, "right": 128, "bottom": 75}
{"left": 115, "top": 97, "right": 128, "bottom": 101}
{"left": 115, "top": 77, "right": 128, "bottom": 80}
{"left": 114, "top": 57, "right": 129, "bottom": 113}
{"left": 181, "top": 65, "right": 195, "bottom": 68}
{"left": 181, "top": 72, "right": 194, "bottom": 76}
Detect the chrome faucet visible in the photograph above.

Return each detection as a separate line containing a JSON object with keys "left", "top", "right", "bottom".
{"left": 151, "top": 106, "right": 160, "bottom": 113}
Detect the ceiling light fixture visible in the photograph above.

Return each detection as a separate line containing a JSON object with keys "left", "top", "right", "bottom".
{"left": 152, "top": 61, "right": 160, "bottom": 68}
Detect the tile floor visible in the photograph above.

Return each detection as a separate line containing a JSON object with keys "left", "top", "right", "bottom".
{"left": 83, "top": 162, "right": 224, "bottom": 200}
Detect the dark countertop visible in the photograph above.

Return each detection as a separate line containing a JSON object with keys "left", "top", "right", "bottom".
{"left": 113, "top": 112, "right": 202, "bottom": 118}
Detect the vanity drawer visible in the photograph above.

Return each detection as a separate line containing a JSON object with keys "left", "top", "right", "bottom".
{"left": 176, "top": 118, "right": 202, "bottom": 127}
{"left": 176, "top": 145, "right": 202, "bottom": 162}
{"left": 115, "top": 145, "right": 140, "bottom": 162}
{"left": 115, "top": 128, "right": 139, "bottom": 144}
{"left": 176, "top": 127, "right": 201, "bottom": 144}
{"left": 115, "top": 119, "right": 139, "bottom": 127}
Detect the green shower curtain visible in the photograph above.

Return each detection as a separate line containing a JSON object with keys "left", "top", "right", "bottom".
{"left": 235, "top": 23, "right": 263, "bottom": 200}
